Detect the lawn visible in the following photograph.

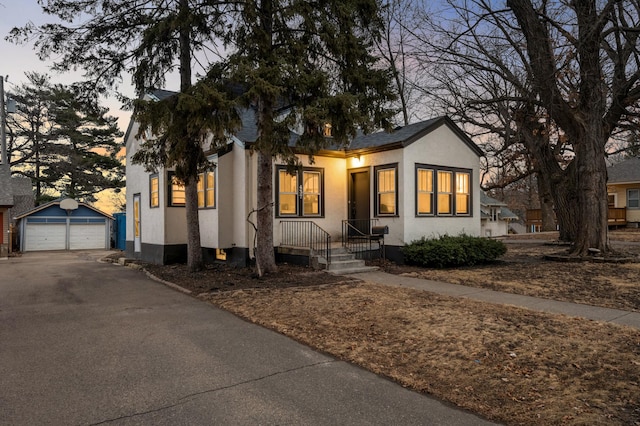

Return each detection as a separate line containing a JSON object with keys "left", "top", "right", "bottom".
{"left": 141, "top": 231, "right": 640, "bottom": 425}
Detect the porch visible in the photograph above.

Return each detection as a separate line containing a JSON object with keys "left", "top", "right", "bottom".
{"left": 277, "top": 219, "right": 385, "bottom": 273}
{"left": 525, "top": 207, "right": 628, "bottom": 231}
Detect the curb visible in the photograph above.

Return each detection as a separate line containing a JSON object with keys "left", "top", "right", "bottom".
{"left": 103, "top": 256, "right": 193, "bottom": 295}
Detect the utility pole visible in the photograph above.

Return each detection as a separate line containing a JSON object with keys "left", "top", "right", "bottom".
{"left": 1, "top": 75, "right": 7, "bottom": 165}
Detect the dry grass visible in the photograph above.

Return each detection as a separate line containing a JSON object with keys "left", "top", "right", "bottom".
{"left": 203, "top": 283, "right": 640, "bottom": 426}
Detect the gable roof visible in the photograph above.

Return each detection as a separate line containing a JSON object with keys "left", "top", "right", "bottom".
{"left": 480, "top": 192, "right": 518, "bottom": 220}
{"left": 608, "top": 156, "right": 640, "bottom": 184}
{"left": 126, "top": 89, "right": 483, "bottom": 158}
{"left": 16, "top": 199, "right": 113, "bottom": 220}
{"left": 348, "top": 116, "right": 483, "bottom": 156}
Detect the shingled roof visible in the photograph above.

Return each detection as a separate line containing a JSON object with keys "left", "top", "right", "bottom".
{"left": 608, "top": 157, "right": 640, "bottom": 184}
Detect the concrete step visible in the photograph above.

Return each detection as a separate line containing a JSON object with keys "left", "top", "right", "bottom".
{"left": 327, "top": 258, "right": 366, "bottom": 271}
{"left": 327, "top": 265, "right": 379, "bottom": 275}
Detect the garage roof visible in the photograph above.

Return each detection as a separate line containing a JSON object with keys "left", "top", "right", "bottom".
{"left": 16, "top": 199, "right": 114, "bottom": 220}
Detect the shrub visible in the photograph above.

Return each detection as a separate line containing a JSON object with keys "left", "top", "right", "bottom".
{"left": 402, "top": 234, "right": 507, "bottom": 268}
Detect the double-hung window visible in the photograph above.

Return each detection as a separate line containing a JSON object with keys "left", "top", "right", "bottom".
{"left": 628, "top": 189, "right": 640, "bottom": 209}
{"left": 276, "top": 166, "right": 324, "bottom": 217}
{"left": 149, "top": 175, "right": 159, "bottom": 208}
{"left": 375, "top": 164, "right": 398, "bottom": 216}
{"left": 168, "top": 172, "right": 185, "bottom": 207}
{"left": 197, "top": 170, "right": 215, "bottom": 208}
{"left": 416, "top": 168, "right": 434, "bottom": 215}
{"left": 416, "top": 164, "right": 472, "bottom": 217}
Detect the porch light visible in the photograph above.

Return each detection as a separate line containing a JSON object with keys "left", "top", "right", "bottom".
{"left": 352, "top": 154, "right": 363, "bottom": 167}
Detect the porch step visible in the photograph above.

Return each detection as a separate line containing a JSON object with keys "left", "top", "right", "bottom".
{"left": 320, "top": 248, "right": 379, "bottom": 275}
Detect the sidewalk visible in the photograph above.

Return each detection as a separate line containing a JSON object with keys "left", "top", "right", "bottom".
{"left": 352, "top": 271, "right": 640, "bottom": 329}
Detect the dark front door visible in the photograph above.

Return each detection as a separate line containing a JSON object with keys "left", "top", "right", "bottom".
{"left": 349, "top": 169, "right": 370, "bottom": 235}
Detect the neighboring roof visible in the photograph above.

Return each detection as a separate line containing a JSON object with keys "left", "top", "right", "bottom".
{"left": 608, "top": 156, "right": 640, "bottom": 184}
{"left": 480, "top": 192, "right": 518, "bottom": 221}
{"left": 16, "top": 199, "right": 114, "bottom": 220}
{"left": 11, "top": 177, "right": 33, "bottom": 197}
{"left": 0, "top": 165, "right": 14, "bottom": 206}
{"left": 480, "top": 192, "right": 507, "bottom": 207}
{"left": 500, "top": 207, "right": 519, "bottom": 220}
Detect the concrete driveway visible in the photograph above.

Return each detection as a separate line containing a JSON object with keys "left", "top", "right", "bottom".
{"left": 0, "top": 251, "right": 496, "bottom": 425}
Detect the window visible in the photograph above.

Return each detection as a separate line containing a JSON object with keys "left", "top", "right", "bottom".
{"left": 629, "top": 189, "right": 640, "bottom": 209}
{"left": 197, "top": 171, "right": 215, "bottom": 208}
{"left": 608, "top": 194, "right": 616, "bottom": 207}
{"left": 323, "top": 123, "right": 332, "bottom": 137}
{"left": 375, "top": 164, "right": 398, "bottom": 216}
{"left": 416, "top": 168, "right": 434, "bottom": 215}
{"left": 490, "top": 207, "right": 499, "bottom": 222}
{"left": 150, "top": 175, "right": 159, "bottom": 208}
{"left": 276, "top": 166, "right": 324, "bottom": 217}
{"left": 456, "top": 172, "right": 470, "bottom": 215}
{"left": 416, "top": 164, "right": 473, "bottom": 217}
{"left": 216, "top": 249, "right": 227, "bottom": 261}
{"left": 133, "top": 197, "right": 140, "bottom": 237}
{"left": 437, "top": 171, "right": 452, "bottom": 215}
{"left": 168, "top": 172, "right": 185, "bottom": 206}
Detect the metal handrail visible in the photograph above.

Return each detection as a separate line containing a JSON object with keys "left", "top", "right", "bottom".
{"left": 280, "top": 220, "right": 331, "bottom": 266}
{"left": 341, "top": 219, "right": 382, "bottom": 260}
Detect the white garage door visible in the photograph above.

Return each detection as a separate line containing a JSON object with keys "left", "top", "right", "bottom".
{"left": 25, "top": 223, "right": 67, "bottom": 251}
{"left": 69, "top": 223, "right": 106, "bottom": 250}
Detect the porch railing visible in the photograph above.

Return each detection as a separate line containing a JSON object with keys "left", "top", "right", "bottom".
{"left": 341, "top": 219, "right": 383, "bottom": 260}
{"left": 525, "top": 207, "right": 627, "bottom": 230}
{"left": 280, "top": 220, "right": 331, "bottom": 265}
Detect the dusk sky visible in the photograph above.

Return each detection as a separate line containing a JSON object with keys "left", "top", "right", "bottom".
{"left": 0, "top": 1, "right": 137, "bottom": 134}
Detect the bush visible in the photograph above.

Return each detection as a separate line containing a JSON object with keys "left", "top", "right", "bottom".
{"left": 402, "top": 234, "right": 507, "bottom": 268}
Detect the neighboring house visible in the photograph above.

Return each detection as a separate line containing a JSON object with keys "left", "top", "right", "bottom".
{"left": 480, "top": 193, "right": 518, "bottom": 237}
{"left": 607, "top": 156, "right": 640, "bottom": 227}
{"left": 125, "top": 90, "right": 484, "bottom": 266}
{"left": 16, "top": 199, "right": 113, "bottom": 252}
{"left": 0, "top": 164, "right": 34, "bottom": 257}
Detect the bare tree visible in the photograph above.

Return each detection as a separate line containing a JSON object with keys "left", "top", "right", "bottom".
{"left": 411, "top": 0, "right": 640, "bottom": 253}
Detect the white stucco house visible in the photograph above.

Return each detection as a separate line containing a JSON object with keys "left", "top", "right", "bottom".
{"left": 480, "top": 193, "right": 518, "bottom": 237}
{"left": 125, "top": 90, "right": 483, "bottom": 266}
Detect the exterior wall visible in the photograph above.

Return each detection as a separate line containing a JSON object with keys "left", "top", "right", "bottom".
{"left": 401, "top": 125, "right": 481, "bottom": 245}
{"left": 481, "top": 218, "right": 509, "bottom": 237}
{"left": 273, "top": 154, "right": 348, "bottom": 246}
{"left": 348, "top": 149, "right": 404, "bottom": 247}
{"left": 608, "top": 183, "right": 640, "bottom": 223}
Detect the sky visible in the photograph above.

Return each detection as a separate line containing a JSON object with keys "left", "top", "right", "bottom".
{"left": 0, "top": 0, "right": 135, "bottom": 133}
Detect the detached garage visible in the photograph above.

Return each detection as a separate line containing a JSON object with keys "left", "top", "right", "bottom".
{"left": 17, "top": 199, "right": 113, "bottom": 252}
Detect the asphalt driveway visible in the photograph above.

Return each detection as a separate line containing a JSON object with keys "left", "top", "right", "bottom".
{"left": 0, "top": 251, "right": 496, "bottom": 425}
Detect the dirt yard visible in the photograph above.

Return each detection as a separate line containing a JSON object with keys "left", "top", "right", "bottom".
{"left": 119, "top": 230, "right": 640, "bottom": 425}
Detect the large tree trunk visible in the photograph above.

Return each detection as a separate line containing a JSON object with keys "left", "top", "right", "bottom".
{"left": 535, "top": 172, "right": 556, "bottom": 232}
{"left": 184, "top": 176, "right": 203, "bottom": 271}
{"left": 255, "top": 149, "right": 277, "bottom": 276}
{"left": 179, "top": 0, "right": 203, "bottom": 272}
{"left": 571, "top": 135, "right": 610, "bottom": 255}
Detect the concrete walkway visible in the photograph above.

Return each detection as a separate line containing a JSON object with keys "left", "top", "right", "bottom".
{"left": 352, "top": 271, "right": 640, "bottom": 329}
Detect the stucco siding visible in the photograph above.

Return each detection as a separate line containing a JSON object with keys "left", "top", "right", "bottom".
{"left": 401, "top": 125, "right": 481, "bottom": 243}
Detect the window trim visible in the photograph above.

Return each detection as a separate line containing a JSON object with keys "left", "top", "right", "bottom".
{"left": 275, "top": 166, "right": 325, "bottom": 218}
{"left": 167, "top": 172, "right": 186, "bottom": 207}
{"left": 628, "top": 188, "right": 640, "bottom": 209}
{"left": 415, "top": 167, "right": 434, "bottom": 216}
{"left": 374, "top": 163, "right": 399, "bottom": 217}
{"left": 415, "top": 164, "right": 473, "bottom": 217}
{"left": 149, "top": 174, "right": 159, "bottom": 208}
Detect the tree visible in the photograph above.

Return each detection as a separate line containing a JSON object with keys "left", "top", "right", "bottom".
{"left": 411, "top": 0, "right": 640, "bottom": 254}
{"left": 221, "top": 0, "right": 396, "bottom": 275}
{"left": 11, "top": 0, "right": 234, "bottom": 271}
{"left": 7, "top": 72, "right": 123, "bottom": 204}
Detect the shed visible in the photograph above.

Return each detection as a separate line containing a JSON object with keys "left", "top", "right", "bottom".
{"left": 16, "top": 199, "right": 113, "bottom": 252}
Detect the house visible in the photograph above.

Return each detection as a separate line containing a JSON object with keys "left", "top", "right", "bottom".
{"left": 0, "top": 164, "right": 34, "bottom": 257}
{"left": 125, "top": 91, "right": 483, "bottom": 266}
{"left": 16, "top": 199, "right": 113, "bottom": 252}
{"left": 480, "top": 193, "right": 518, "bottom": 237}
{"left": 607, "top": 156, "right": 640, "bottom": 227}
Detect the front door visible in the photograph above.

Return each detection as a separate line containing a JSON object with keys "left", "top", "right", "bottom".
{"left": 348, "top": 169, "right": 370, "bottom": 235}
{"left": 133, "top": 194, "right": 141, "bottom": 253}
